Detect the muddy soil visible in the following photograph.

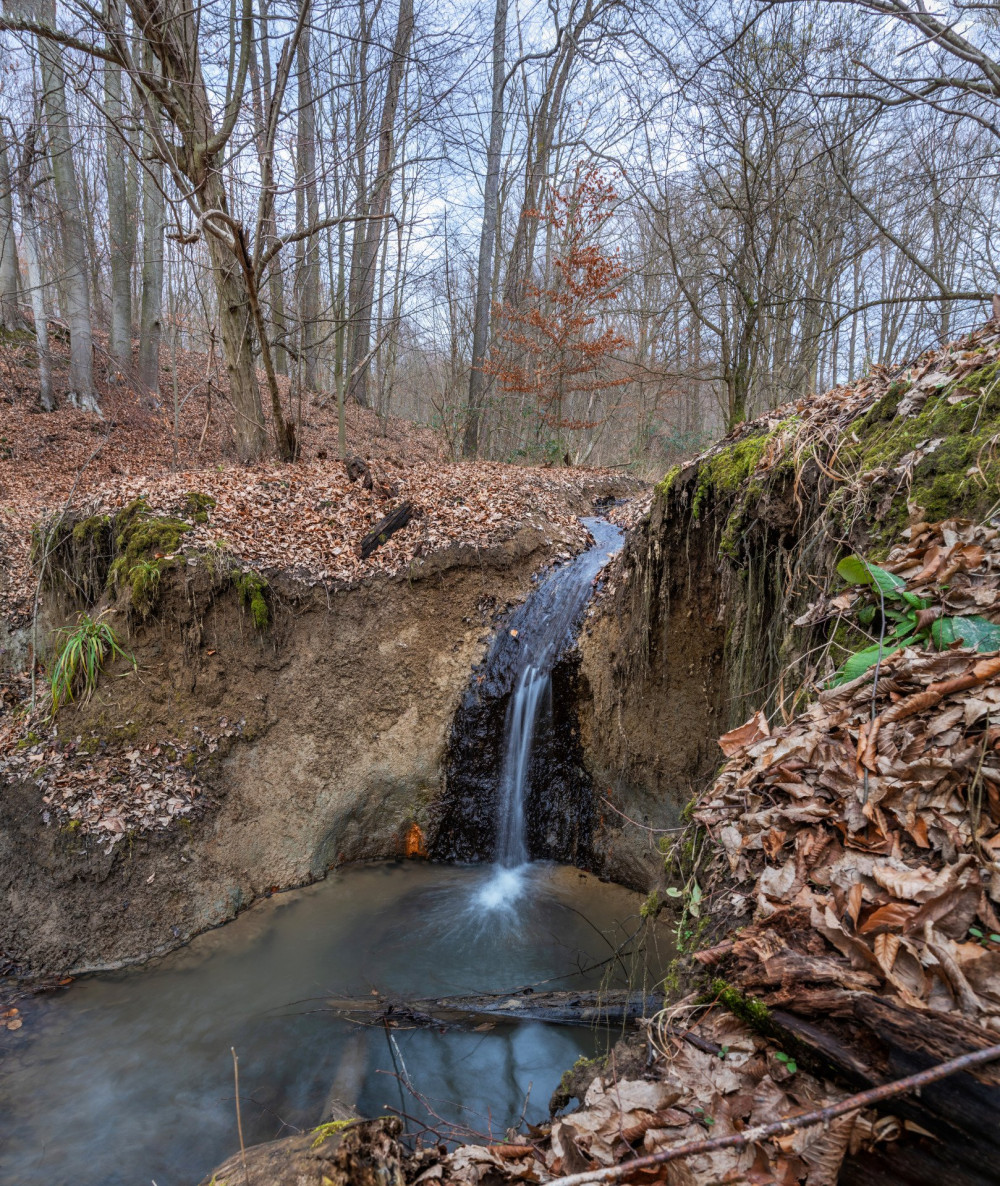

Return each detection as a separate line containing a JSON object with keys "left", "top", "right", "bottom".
{"left": 577, "top": 482, "right": 728, "bottom": 889}
{"left": 1, "top": 523, "right": 591, "bottom": 973}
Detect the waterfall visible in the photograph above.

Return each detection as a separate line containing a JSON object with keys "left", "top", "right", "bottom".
{"left": 468, "top": 517, "right": 624, "bottom": 907}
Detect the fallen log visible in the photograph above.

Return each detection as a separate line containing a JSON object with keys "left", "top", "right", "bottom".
{"left": 543, "top": 1039, "right": 1000, "bottom": 1186}
{"left": 359, "top": 501, "right": 414, "bottom": 559}
{"left": 767, "top": 1001, "right": 1000, "bottom": 1186}
{"left": 325, "top": 988, "right": 660, "bottom": 1029}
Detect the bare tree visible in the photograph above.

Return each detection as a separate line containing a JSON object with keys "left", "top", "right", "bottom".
{"left": 463, "top": 0, "right": 508, "bottom": 458}
{"left": 0, "top": 124, "right": 26, "bottom": 332}
{"left": 346, "top": 0, "right": 414, "bottom": 410}
{"left": 6, "top": 0, "right": 99, "bottom": 409}
{"left": 105, "top": 0, "right": 133, "bottom": 374}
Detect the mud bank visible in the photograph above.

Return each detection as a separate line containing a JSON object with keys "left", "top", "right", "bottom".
{"left": 1, "top": 523, "right": 591, "bottom": 974}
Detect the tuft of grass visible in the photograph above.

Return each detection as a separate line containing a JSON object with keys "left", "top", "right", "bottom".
{"left": 49, "top": 612, "right": 135, "bottom": 716}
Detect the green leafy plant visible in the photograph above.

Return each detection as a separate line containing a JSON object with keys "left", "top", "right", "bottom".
{"left": 49, "top": 612, "right": 135, "bottom": 715}
{"left": 968, "top": 926, "right": 1000, "bottom": 948}
{"left": 830, "top": 554, "right": 1000, "bottom": 685}
{"left": 774, "top": 1051, "right": 798, "bottom": 1074}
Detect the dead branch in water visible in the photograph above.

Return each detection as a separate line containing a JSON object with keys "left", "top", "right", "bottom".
{"left": 325, "top": 988, "right": 660, "bottom": 1029}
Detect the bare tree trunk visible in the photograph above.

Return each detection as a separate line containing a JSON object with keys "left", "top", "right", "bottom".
{"left": 105, "top": 0, "right": 133, "bottom": 373}
{"left": 345, "top": 0, "right": 371, "bottom": 407}
{"left": 201, "top": 179, "right": 269, "bottom": 460}
{"left": 0, "top": 129, "right": 26, "bottom": 332}
{"left": 26, "top": 0, "right": 98, "bottom": 410}
{"left": 16, "top": 127, "right": 53, "bottom": 408}
{"left": 295, "top": 18, "right": 320, "bottom": 390}
{"left": 347, "top": 0, "right": 414, "bottom": 410}
{"left": 463, "top": 0, "right": 507, "bottom": 459}
{"left": 251, "top": 0, "right": 288, "bottom": 376}
{"left": 138, "top": 55, "right": 163, "bottom": 400}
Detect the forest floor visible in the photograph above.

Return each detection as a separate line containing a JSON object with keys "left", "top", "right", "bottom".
{"left": 0, "top": 333, "right": 635, "bottom": 627}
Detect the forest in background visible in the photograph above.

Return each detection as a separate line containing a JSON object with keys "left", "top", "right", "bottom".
{"left": 0, "top": 0, "right": 998, "bottom": 475}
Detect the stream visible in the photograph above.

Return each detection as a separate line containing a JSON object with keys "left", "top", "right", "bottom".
{"left": 0, "top": 518, "right": 655, "bottom": 1185}
{"left": 0, "top": 862, "right": 668, "bottom": 1186}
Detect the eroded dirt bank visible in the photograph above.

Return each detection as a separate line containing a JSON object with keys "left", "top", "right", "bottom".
{"left": 577, "top": 482, "right": 730, "bottom": 889}
{"left": 1, "top": 524, "right": 584, "bottom": 974}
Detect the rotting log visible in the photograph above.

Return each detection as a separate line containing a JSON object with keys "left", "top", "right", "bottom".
{"left": 359, "top": 502, "right": 414, "bottom": 559}
{"left": 198, "top": 1115, "right": 405, "bottom": 1186}
{"left": 766, "top": 1002, "right": 1000, "bottom": 1186}
{"left": 325, "top": 988, "right": 660, "bottom": 1029}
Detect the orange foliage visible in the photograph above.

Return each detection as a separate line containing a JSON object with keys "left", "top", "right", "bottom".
{"left": 485, "top": 168, "right": 632, "bottom": 439}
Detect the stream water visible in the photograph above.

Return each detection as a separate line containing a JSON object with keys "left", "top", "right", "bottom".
{"left": 440, "top": 517, "right": 624, "bottom": 871}
{"left": 491, "top": 517, "right": 624, "bottom": 874}
{"left": 0, "top": 862, "right": 667, "bottom": 1186}
{"left": 0, "top": 517, "right": 648, "bottom": 1185}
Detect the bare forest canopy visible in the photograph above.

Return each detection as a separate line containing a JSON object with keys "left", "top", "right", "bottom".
{"left": 1, "top": 0, "right": 1000, "bottom": 474}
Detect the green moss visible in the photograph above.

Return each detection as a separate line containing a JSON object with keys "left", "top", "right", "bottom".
{"left": 232, "top": 570, "right": 270, "bottom": 630}
{"left": 106, "top": 498, "right": 190, "bottom": 616}
{"left": 692, "top": 433, "right": 769, "bottom": 520}
{"left": 311, "top": 1119, "right": 354, "bottom": 1149}
{"left": 708, "top": 978, "right": 771, "bottom": 1031}
{"left": 661, "top": 958, "right": 683, "bottom": 999}
{"left": 557, "top": 1055, "right": 601, "bottom": 1099}
{"left": 840, "top": 371, "right": 1000, "bottom": 544}
{"left": 959, "top": 359, "right": 1000, "bottom": 393}
{"left": 655, "top": 465, "right": 682, "bottom": 499}
{"left": 0, "top": 326, "right": 36, "bottom": 346}
{"left": 691, "top": 416, "right": 801, "bottom": 526}
{"left": 640, "top": 890, "right": 661, "bottom": 919}
{"left": 183, "top": 491, "right": 217, "bottom": 524}
{"left": 71, "top": 515, "right": 111, "bottom": 547}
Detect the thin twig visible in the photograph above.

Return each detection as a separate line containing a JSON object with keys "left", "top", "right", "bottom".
{"left": 600, "top": 794, "right": 683, "bottom": 835}
{"left": 232, "top": 1047, "right": 250, "bottom": 1186}
{"left": 544, "top": 1040, "right": 1000, "bottom": 1186}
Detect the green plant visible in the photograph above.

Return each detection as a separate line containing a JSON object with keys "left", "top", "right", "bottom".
{"left": 830, "top": 554, "right": 1000, "bottom": 685}
{"left": 126, "top": 558, "right": 163, "bottom": 616}
{"left": 774, "top": 1051, "right": 798, "bottom": 1074}
{"left": 49, "top": 612, "right": 135, "bottom": 715}
{"left": 967, "top": 926, "right": 1000, "bottom": 948}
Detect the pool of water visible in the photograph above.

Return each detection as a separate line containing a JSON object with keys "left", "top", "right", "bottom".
{"left": 0, "top": 861, "right": 669, "bottom": 1186}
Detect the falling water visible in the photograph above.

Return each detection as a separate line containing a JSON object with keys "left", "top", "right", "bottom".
{"left": 473, "top": 517, "right": 624, "bottom": 908}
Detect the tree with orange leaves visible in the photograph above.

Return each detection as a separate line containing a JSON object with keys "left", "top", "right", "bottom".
{"left": 485, "top": 169, "right": 632, "bottom": 462}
